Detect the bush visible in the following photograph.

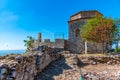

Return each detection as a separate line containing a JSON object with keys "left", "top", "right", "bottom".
{"left": 115, "top": 48, "right": 120, "bottom": 52}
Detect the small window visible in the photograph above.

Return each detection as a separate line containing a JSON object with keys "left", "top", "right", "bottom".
{"left": 76, "top": 28, "right": 80, "bottom": 37}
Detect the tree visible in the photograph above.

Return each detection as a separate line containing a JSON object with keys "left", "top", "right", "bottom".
{"left": 112, "top": 19, "right": 120, "bottom": 50}
{"left": 23, "top": 36, "right": 35, "bottom": 52}
{"left": 80, "top": 17, "right": 118, "bottom": 53}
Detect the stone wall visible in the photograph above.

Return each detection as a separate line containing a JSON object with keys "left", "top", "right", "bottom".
{"left": 34, "top": 38, "right": 67, "bottom": 50}
{"left": 0, "top": 48, "right": 61, "bottom": 80}
{"left": 68, "top": 19, "right": 86, "bottom": 53}
{"left": 68, "top": 11, "right": 112, "bottom": 53}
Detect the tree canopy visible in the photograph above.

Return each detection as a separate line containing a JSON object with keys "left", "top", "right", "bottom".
{"left": 80, "top": 17, "right": 118, "bottom": 44}
{"left": 80, "top": 17, "right": 118, "bottom": 53}
{"left": 23, "top": 36, "right": 35, "bottom": 52}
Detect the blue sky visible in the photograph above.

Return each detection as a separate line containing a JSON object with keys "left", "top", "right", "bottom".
{"left": 0, "top": 0, "right": 120, "bottom": 50}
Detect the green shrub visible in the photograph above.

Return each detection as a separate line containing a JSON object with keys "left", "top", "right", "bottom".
{"left": 115, "top": 48, "right": 120, "bottom": 52}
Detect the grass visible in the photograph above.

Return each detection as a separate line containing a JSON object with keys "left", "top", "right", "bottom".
{"left": 78, "top": 53, "right": 106, "bottom": 57}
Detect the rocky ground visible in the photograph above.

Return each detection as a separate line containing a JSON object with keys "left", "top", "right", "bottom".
{"left": 34, "top": 53, "right": 120, "bottom": 80}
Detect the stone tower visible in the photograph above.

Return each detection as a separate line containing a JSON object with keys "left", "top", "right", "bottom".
{"left": 37, "top": 32, "right": 42, "bottom": 43}
{"left": 68, "top": 10, "right": 103, "bottom": 53}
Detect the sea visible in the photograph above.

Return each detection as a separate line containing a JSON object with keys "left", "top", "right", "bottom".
{"left": 0, "top": 50, "right": 25, "bottom": 56}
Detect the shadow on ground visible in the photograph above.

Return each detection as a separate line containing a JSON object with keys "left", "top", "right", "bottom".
{"left": 34, "top": 55, "right": 72, "bottom": 80}
{"left": 76, "top": 56, "right": 89, "bottom": 68}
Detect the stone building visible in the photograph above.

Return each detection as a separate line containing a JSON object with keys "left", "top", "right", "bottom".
{"left": 68, "top": 10, "right": 111, "bottom": 53}
{"left": 34, "top": 10, "right": 111, "bottom": 53}
{"left": 34, "top": 33, "right": 67, "bottom": 50}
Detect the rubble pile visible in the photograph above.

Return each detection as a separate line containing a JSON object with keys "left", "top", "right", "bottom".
{"left": 35, "top": 53, "right": 120, "bottom": 80}
{"left": 0, "top": 46, "right": 62, "bottom": 80}
{"left": 88, "top": 55, "right": 120, "bottom": 65}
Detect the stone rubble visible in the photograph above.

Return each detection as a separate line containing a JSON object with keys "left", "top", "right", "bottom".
{"left": 1, "top": 48, "right": 120, "bottom": 80}
{"left": 88, "top": 55, "right": 120, "bottom": 65}
{"left": 35, "top": 53, "right": 120, "bottom": 80}
{"left": 0, "top": 47, "right": 61, "bottom": 80}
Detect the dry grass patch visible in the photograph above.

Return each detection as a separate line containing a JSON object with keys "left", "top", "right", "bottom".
{"left": 78, "top": 53, "right": 106, "bottom": 57}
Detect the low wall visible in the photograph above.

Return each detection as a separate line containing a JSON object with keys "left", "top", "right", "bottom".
{"left": 34, "top": 39, "right": 67, "bottom": 49}
{"left": 0, "top": 51, "right": 61, "bottom": 80}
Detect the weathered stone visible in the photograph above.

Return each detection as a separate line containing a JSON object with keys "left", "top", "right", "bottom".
{"left": 68, "top": 10, "right": 112, "bottom": 53}
{"left": 0, "top": 47, "right": 61, "bottom": 80}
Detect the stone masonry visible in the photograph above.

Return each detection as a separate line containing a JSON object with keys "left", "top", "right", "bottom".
{"left": 34, "top": 10, "right": 112, "bottom": 54}
{"left": 68, "top": 10, "right": 112, "bottom": 53}
{"left": 0, "top": 46, "right": 61, "bottom": 80}
{"left": 34, "top": 33, "right": 67, "bottom": 50}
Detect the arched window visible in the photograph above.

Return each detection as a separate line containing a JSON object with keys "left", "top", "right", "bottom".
{"left": 75, "top": 28, "right": 80, "bottom": 37}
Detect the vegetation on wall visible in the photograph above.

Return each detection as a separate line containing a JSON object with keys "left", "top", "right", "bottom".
{"left": 80, "top": 17, "right": 118, "bottom": 53}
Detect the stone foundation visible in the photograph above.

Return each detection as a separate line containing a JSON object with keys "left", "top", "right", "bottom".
{"left": 0, "top": 50, "right": 61, "bottom": 80}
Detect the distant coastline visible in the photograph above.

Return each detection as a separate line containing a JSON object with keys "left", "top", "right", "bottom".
{"left": 0, "top": 50, "right": 25, "bottom": 56}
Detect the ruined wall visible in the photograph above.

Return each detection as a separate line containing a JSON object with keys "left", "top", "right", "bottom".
{"left": 68, "top": 19, "right": 86, "bottom": 53}
{"left": 0, "top": 48, "right": 61, "bottom": 80}
{"left": 34, "top": 38, "right": 67, "bottom": 50}
{"left": 68, "top": 19, "right": 112, "bottom": 53}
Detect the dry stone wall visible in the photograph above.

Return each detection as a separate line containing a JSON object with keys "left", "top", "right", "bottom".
{"left": 0, "top": 49, "right": 61, "bottom": 80}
